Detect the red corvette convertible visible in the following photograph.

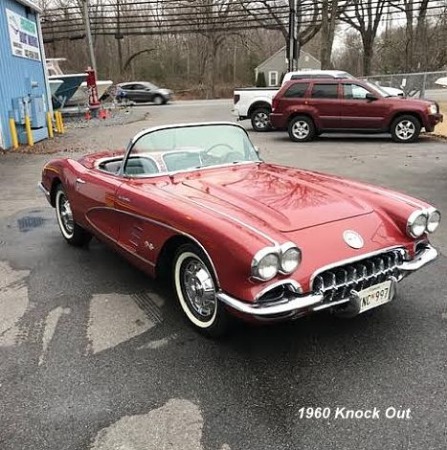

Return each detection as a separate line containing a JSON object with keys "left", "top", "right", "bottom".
{"left": 39, "top": 122, "right": 440, "bottom": 336}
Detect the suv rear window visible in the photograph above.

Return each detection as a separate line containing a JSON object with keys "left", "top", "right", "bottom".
{"left": 284, "top": 83, "right": 309, "bottom": 98}
{"left": 311, "top": 84, "right": 338, "bottom": 99}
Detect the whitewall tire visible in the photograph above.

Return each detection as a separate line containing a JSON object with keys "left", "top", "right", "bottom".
{"left": 55, "top": 186, "right": 92, "bottom": 246}
{"left": 173, "top": 244, "right": 229, "bottom": 336}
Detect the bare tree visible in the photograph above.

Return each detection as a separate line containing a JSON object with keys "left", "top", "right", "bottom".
{"left": 241, "top": 0, "right": 321, "bottom": 67}
{"left": 320, "top": 0, "right": 350, "bottom": 68}
{"left": 340, "top": 0, "right": 388, "bottom": 75}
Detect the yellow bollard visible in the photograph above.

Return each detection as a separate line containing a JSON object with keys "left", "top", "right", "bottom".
{"left": 59, "top": 112, "right": 65, "bottom": 134}
{"left": 55, "top": 112, "right": 61, "bottom": 133}
{"left": 25, "top": 115, "right": 34, "bottom": 146}
{"left": 8, "top": 118, "right": 19, "bottom": 149}
{"left": 46, "top": 112, "right": 54, "bottom": 138}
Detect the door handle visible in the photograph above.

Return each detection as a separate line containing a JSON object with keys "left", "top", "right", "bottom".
{"left": 118, "top": 195, "right": 131, "bottom": 203}
{"left": 76, "top": 178, "right": 86, "bottom": 184}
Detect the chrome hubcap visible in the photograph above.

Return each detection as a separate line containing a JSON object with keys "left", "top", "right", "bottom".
{"left": 254, "top": 112, "right": 269, "bottom": 129}
{"left": 396, "top": 120, "right": 415, "bottom": 140}
{"left": 292, "top": 121, "right": 310, "bottom": 139}
{"left": 59, "top": 195, "right": 74, "bottom": 233}
{"left": 183, "top": 259, "right": 216, "bottom": 318}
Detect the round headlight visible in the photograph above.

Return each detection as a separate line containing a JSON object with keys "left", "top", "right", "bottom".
{"left": 407, "top": 211, "right": 427, "bottom": 238}
{"left": 280, "top": 247, "right": 301, "bottom": 273}
{"left": 252, "top": 252, "right": 279, "bottom": 281}
{"left": 427, "top": 210, "right": 441, "bottom": 233}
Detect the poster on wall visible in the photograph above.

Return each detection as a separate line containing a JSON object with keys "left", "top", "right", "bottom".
{"left": 6, "top": 9, "right": 41, "bottom": 61}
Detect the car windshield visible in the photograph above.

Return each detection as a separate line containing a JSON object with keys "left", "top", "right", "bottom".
{"left": 144, "top": 82, "right": 158, "bottom": 90}
{"left": 125, "top": 124, "right": 261, "bottom": 176}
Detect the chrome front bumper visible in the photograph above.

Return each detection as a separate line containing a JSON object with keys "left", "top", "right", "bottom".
{"left": 38, "top": 182, "right": 51, "bottom": 201}
{"left": 217, "top": 244, "right": 438, "bottom": 317}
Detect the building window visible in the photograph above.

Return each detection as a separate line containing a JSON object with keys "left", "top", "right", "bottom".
{"left": 268, "top": 71, "right": 279, "bottom": 86}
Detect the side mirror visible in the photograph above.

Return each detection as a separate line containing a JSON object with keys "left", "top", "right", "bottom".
{"left": 366, "top": 93, "right": 378, "bottom": 101}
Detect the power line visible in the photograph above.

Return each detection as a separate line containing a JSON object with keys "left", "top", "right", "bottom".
{"left": 40, "top": 0, "right": 446, "bottom": 41}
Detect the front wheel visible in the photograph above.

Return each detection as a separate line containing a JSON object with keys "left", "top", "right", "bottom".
{"left": 153, "top": 95, "right": 165, "bottom": 105}
{"left": 55, "top": 185, "right": 92, "bottom": 246}
{"left": 288, "top": 116, "right": 316, "bottom": 142}
{"left": 173, "top": 244, "right": 229, "bottom": 337}
{"left": 390, "top": 115, "right": 421, "bottom": 143}
{"left": 250, "top": 107, "right": 272, "bottom": 132}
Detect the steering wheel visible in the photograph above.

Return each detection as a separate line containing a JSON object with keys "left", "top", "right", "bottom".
{"left": 202, "top": 143, "right": 239, "bottom": 164}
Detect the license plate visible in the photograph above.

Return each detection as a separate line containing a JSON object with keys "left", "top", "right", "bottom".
{"left": 359, "top": 280, "right": 392, "bottom": 313}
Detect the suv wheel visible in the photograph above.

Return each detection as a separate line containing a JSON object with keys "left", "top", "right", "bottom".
{"left": 251, "top": 108, "right": 272, "bottom": 132}
{"left": 391, "top": 115, "right": 421, "bottom": 143}
{"left": 288, "top": 116, "right": 315, "bottom": 142}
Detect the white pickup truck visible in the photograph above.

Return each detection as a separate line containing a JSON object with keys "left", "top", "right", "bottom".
{"left": 232, "top": 70, "right": 404, "bottom": 131}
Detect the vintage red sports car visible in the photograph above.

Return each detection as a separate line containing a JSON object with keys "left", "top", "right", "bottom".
{"left": 39, "top": 122, "right": 440, "bottom": 336}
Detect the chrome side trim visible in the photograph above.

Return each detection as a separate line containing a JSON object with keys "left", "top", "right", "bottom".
{"left": 38, "top": 182, "right": 50, "bottom": 198}
{"left": 217, "top": 291, "right": 323, "bottom": 316}
{"left": 398, "top": 244, "right": 437, "bottom": 272}
{"left": 309, "top": 245, "right": 405, "bottom": 287}
{"left": 86, "top": 206, "right": 221, "bottom": 287}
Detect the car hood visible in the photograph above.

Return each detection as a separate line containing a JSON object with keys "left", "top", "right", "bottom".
{"left": 385, "top": 96, "right": 434, "bottom": 106}
{"left": 166, "top": 164, "right": 373, "bottom": 233}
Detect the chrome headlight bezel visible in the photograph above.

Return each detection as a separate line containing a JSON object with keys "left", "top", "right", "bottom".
{"left": 252, "top": 242, "right": 301, "bottom": 281}
{"left": 251, "top": 247, "right": 280, "bottom": 281}
{"left": 279, "top": 242, "right": 302, "bottom": 274}
{"left": 406, "top": 210, "right": 428, "bottom": 238}
{"left": 426, "top": 208, "right": 441, "bottom": 233}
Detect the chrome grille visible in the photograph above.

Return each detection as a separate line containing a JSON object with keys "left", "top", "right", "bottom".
{"left": 312, "top": 249, "right": 405, "bottom": 304}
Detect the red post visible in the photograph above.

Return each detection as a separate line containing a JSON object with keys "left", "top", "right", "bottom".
{"left": 86, "top": 66, "right": 100, "bottom": 115}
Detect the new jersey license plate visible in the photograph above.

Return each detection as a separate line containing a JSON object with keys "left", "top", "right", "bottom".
{"left": 359, "top": 280, "right": 392, "bottom": 313}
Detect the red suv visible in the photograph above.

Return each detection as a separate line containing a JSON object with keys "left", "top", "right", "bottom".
{"left": 270, "top": 79, "right": 443, "bottom": 143}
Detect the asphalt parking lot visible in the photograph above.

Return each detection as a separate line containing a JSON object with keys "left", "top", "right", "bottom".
{"left": 0, "top": 99, "right": 446, "bottom": 450}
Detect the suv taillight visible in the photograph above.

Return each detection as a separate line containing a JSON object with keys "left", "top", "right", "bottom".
{"left": 234, "top": 94, "right": 240, "bottom": 104}
{"left": 272, "top": 96, "right": 279, "bottom": 111}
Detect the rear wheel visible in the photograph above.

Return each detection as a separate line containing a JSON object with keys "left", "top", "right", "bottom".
{"left": 288, "top": 116, "right": 315, "bottom": 142}
{"left": 391, "top": 115, "right": 421, "bottom": 143}
{"left": 173, "top": 244, "right": 229, "bottom": 337}
{"left": 250, "top": 107, "right": 272, "bottom": 132}
{"left": 55, "top": 185, "right": 92, "bottom": 246}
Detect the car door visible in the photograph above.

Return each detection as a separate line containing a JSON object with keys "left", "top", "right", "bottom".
{"left": 132, "top": 83, "right": 151, "bottom": 102}
{"left": 120, "top": 83, "right": 136, "bottom": 101}
{"left": 306, "top": 82, "right": 340, "bottom": 129}
{"left": 72, "top": 169, "right": 123, "bottom": 242}
{"left": 114, "top": 178, "right": 177, "bottom": 271}
{"left": 339, "top": 82, "right": 390, "bottom": 130}
{"left": 277, "top": 82, "right": 310, "bottom": 116}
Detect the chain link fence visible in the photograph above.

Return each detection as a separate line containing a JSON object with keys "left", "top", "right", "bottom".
{"left": 365, "top": 71, "right": 447, "bottom": 101}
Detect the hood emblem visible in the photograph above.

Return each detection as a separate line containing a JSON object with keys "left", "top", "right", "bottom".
{"left": 343, "top": 230, "right": 364, "bottom": 249}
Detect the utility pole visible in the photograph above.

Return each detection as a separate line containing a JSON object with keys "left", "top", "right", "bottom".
{"left": 288, "top": 0, "right": 298, "bottom": 72}
{"left": 116, "top": 0, "right": 124, "bottom": 76}
{"left": 82, "top": 0, "right": 97, "bottom": 73}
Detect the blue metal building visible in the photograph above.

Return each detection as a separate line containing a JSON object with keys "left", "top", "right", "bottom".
{"left": 0, "top": 0, "right": 51, "bottom": 149}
